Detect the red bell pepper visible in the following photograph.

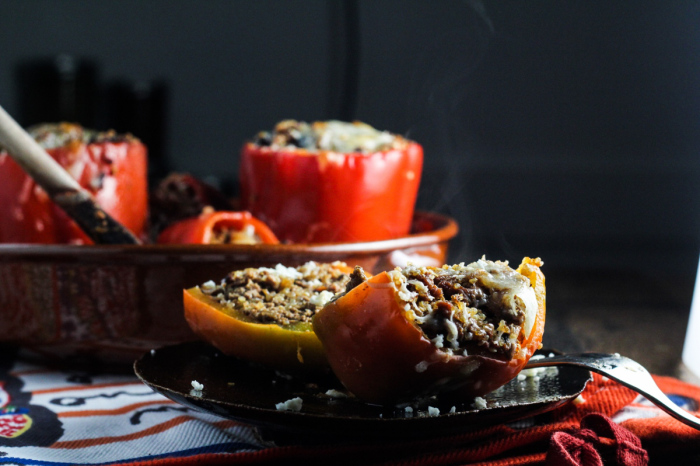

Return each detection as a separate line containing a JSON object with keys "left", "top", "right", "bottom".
{"left": 0, "top": 123, "right": 148, "bottom": 244}
{"left": 312, "top": 257, "right": 546, "bottom": 404}
{"left": 157, "top": 210, "right": 279, "bottom": 244}
{"left": 239, "top": 120, "right": 423, "bottom": 243}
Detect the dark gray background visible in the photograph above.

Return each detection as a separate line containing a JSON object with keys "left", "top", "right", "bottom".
{"left": 2, "top": 0, "right": 699, "bottom": 284}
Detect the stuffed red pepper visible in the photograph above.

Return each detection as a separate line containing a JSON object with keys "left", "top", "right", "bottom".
{"left": 0, "top": 123, "right": 148, "bottom": 244}
{"left": 239, "top": 120, "right": 423, "bottom": 243}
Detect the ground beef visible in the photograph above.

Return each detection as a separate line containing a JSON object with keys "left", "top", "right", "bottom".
{"left": 200, "top": 262, "right": 351, "bottom": 325}
{"left": 343, "top": 266, "right": 369, "bottom": 293}
{"left": 209, "top": 224, "right": 260, "bottom": 244}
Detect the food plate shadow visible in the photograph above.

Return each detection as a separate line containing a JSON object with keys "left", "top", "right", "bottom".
{"left": 134, "top": 342, "right": 592, "bottom": 442}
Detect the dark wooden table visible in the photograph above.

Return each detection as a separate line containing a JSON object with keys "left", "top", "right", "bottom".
{"left": 542, "top": 268, "right": 699, "bottom": 385}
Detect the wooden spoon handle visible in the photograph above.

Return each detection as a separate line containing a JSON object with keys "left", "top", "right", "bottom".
{"left": 0, "top": 105, "right": 141, "bottom": 245}
{"left": 0, "top": 105, "right": 81, "bottom": 195}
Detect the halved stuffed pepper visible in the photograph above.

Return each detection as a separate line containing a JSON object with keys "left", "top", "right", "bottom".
{"left": 157, "top": 210, "right": 279, "bottom": 245}
{"left": 184, "top": 261, "right": 360, "bottom": 372}
{"left": 312, "top": 257, "right": 546, "bottom": 404}
{"left": 240, "top": 120, "right": 423, "bottom": 243}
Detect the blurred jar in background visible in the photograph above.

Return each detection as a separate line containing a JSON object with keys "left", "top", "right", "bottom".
{"left": 16, "top": 55, "right": 98, "bottom": 128}
{"left": 106, "top": 79, "right": 169, "bottom": 184}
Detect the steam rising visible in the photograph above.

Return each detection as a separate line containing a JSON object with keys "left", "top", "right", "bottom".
{"left": 406, "top": 0, "right": 495, "bottom": 262}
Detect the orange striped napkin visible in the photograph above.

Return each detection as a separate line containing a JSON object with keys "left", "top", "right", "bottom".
{"left": 1, "top": 348, "right": 699, "bottom": 465}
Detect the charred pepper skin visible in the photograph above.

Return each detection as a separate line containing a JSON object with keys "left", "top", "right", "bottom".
{"left": 157, "top": 211, "right": 279, "bottom": 245}
{"left": 239, "top": 140, "right": 423, "bottom": 243}
{"left": 0, "top": 123, "right": 148, "bottom": 244}
{"left": 312, "top": 258, "right": 546, "bottom": 405}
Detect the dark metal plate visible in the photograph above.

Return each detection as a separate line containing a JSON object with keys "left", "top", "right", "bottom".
{"left": 134, "top": 341, "right": 591, "bottom": 441}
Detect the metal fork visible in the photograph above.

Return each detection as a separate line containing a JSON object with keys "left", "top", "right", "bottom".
{"left": 525, "top": 353, "right": 700, "bottom": 431}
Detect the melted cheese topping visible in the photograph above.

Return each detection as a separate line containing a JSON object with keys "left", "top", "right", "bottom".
{"left": 253, "top": 119, "right": 408, "bottom": 153}
{"left": 465, "top": 258, "right": 538, "bottom": 340}
{"left": 313, "top": 121, "right": 399, "bottom": 153}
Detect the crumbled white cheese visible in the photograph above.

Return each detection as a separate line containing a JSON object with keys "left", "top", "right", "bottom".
{"left": 519, "top": 367, "right": 545, "bottom": 378}
{"left": 273, "top": 263, "right": 304, "bottom": 279}
{"left": 427, "top": 406, "right": 440, "bottom": 417}
{"left": 275, "top": 397, "right": 303, "bottom": 412}
{"left": 405, "top": 406, "right": 414, "bottom": 414}
{"left": 415, "top": 361, "right": 429, "bottom": 373}
{"left": 573, "top": 395, "right": 586, "bottom": 406}
{"left": 325, "top": 389, "right": 348, "bottom": 398}
{"left": 257, "top": 263, "right": 312, "bottom": 280}
{"left": 449, "top": 406, "right": 456, "bottom": 413}
{"left": 309, "top": 290, "right": 335, "bottom": 308}
{"left": 519, "top": 365, "right": 559, "bottom": 379}
{"left": 200, "top": 280, "right": 217, "bottom": 292}
{"left": 473, "top": 397, "right": 487, "bottom": 409}
{"left": 191, "top": 380, "right": 204, "bottom": 391}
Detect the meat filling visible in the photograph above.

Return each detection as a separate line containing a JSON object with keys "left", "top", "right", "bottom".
{"left": 252, "top": 120, "right": 408, "bottom": 153}
{"left": 210, "top": 224, "right": 261, "bottom": 245}
{"left": 388, "top": 259, "right": 537, "bottom": 359}
{"left": 199, "top": 261, "right": 351, "bottom": 326}
{"left": 28, "top": 122, "right": 134, "bottom": 149}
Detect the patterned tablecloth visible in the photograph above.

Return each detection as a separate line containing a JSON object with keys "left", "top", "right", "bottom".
{"left": 1, "top": 345, "right": 699, "bottom": 466}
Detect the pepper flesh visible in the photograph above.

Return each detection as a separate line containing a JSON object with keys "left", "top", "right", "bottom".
{"left": 239, "top": 140, "right": 423, "bottom": 243}
{"left": 0, "top": 123, "right": 148, "bottom": 244}
{"left": 312, "top": 257, "right": 546, "bottom": 404}
{"left": 157, "top": 211, "right": 279, "bottom": 245}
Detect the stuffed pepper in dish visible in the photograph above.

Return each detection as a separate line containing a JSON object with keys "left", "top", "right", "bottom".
{"left": 240, "top": 120, "right": 423, "bottom": 243}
